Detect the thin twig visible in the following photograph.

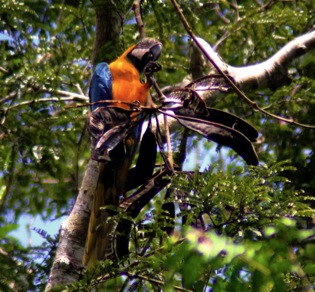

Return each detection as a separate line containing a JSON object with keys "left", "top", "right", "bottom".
{"left": 154, "top": 113, "right": 174, "bottom": 172}
{"left": 122, "top": 4, "right": 134, "bottom": 23}
{"left": 148, "top": 75, "right": 174, "bottom": 169}
{"left": 0, "top": 66, "right": 8, "bottom": 73}
{"left": 1, "top": 85, "right": 88, "bottom": 109}
{"left": 164, "top": 114, "right": 174, "bottom": 170}
{"left": 0, "top": 90, "right": 17, "bottom": 104}
{"left": 0, "top": 149, "right": 16, "bottom": 214}
{"left": 94, "top": 238, "right": 186, "bottom": 285}
{"left": 258, "top": 0, "right": 276, "bottom": 11}
{"left": 75, "top": 83, "right": 84, "bottom": 96}
{"left": 126, "top": 272, "right": 193, "bottom": 292}
{"left": 176, "top": 128, "right": 188, "bottom": 168}
{"left": 213, "top": 4, "right": 230, "bottom": 24}
{"left": 133, "top": 0, "right": 145, "bottom": 38}
{"left": 148, "top": 75, "right": 167, "bottom": 103}
{"left": 231, "top": 0, "right": 240, "bottom": 22}
{"left": 288, "top": 247, "right": 313, "bottom": 292}
{"left": 170, "top": 0, "right": 315, "bottom": 129}
{"left": 7, "top": 96, "right": 87, "bottom": 110}
{"left": 65, "top": 99, "right": 142, "bottom": 110}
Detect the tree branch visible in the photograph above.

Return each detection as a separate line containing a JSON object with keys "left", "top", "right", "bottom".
{"left": 46, "top": 0, "right": 122, "bottom": 289}
{"left": 133, "top": 0, "right": 145, "bottom": 38}
{"left": 126, "top": 272, "right": 193, "bottom": 292}
{"left": 171, "top": 0, "right": 315, "bottom": 129}
{"left": 1, "top": 87, "right": 88, "bottom": 108}
{"left": 193, "top": 32, "right": 315, "bottom": 90}
{"left": 7, "top": 95, "right": 88, "bottom": 110}
{"left": 45, "top": 159, "right": 99, "bottom": 291}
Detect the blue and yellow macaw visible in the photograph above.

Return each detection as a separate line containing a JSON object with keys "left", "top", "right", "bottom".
{"left": 83, "top": 38, "right": 162, "bottom": 268}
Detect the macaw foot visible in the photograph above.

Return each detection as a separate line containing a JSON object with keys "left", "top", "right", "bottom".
{"left": 144, "top": 61, "right": 165, "bottom": 106}
{"left": 91, "top": 148, "right": 112, "bottom": 162}
{"left": 144, "top": 61, "right": 162, "bottom": 77}
{"left": 129, "top": 100, "right": 141, "bottom": 110}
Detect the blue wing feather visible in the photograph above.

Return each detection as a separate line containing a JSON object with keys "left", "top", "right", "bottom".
{"left": 89, "top": 62, "right": 112, "bottom": 111}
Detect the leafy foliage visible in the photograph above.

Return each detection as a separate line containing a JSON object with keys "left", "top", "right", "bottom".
{"left": 0, "top": 225, "right": 57, "bottom": 291}
{"left": 1, "top": 0, "right": 315, "bottom": 290}
{"left": 74, "top": 162, "right": 314, "bottom": 291}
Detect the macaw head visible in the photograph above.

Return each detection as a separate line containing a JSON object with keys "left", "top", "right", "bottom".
{"left": 126, "top": 38, "right": 162, "bottom": 73}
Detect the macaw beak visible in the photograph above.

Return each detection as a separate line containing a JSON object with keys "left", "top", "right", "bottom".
{"left": 127, "top": 38, "right": 163, "bottom": 72}
{"left": 150, "top": 43, "right": 162, "bottom": 61}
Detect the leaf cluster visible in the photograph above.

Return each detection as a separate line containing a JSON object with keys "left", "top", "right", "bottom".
{"left": 74, "top": 161, "right": 315, "bottom": 291}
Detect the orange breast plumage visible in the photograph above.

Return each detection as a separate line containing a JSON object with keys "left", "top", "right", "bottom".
{"left": 109, "top": 58, "right": 150, "bottom": 107}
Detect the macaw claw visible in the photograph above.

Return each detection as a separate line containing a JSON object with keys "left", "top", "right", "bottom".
{"left": 91, "top": 150, "right": 112, "bottom": 162}
{"left": 144, "top": 61, "right": 162, "bottom": 77}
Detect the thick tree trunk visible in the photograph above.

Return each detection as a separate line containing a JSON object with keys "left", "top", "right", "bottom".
{"left": 45, "top": 1, "right": 122, "bottom": 290}
{"left": 45, "top": 160, "right": 98, "bottom": 290}
{"left": 92, "top": 0, "right": 122, "bottom": 64}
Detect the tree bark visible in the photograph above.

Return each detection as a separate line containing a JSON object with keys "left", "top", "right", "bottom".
{"left": 191, "top": 30, "right": 315, "bottom": 95}
{"left": 45, "top": 0, "right": 122, "bottom": 289}
{"left": 92, "top": 0, "right": 122, "bottom": 64}
{"left": 45, "top": 160, "right": 98, "bottom": 291}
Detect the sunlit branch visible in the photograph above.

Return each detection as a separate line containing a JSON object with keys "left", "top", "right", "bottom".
{"left": 0, "top": 91, "right": 18, "bottom": 104}
{"left": 7, "top": 96, "right": 87, "bottom": 110}
{"left": 171, "top": 0, "right": 315, "bottom": 129}
{"left": 1, "top": 86, "right": 88, "bottom": 108}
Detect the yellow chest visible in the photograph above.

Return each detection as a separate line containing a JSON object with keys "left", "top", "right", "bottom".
{"left": 109, "top": 59, "right": 150, "bottom": 107}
